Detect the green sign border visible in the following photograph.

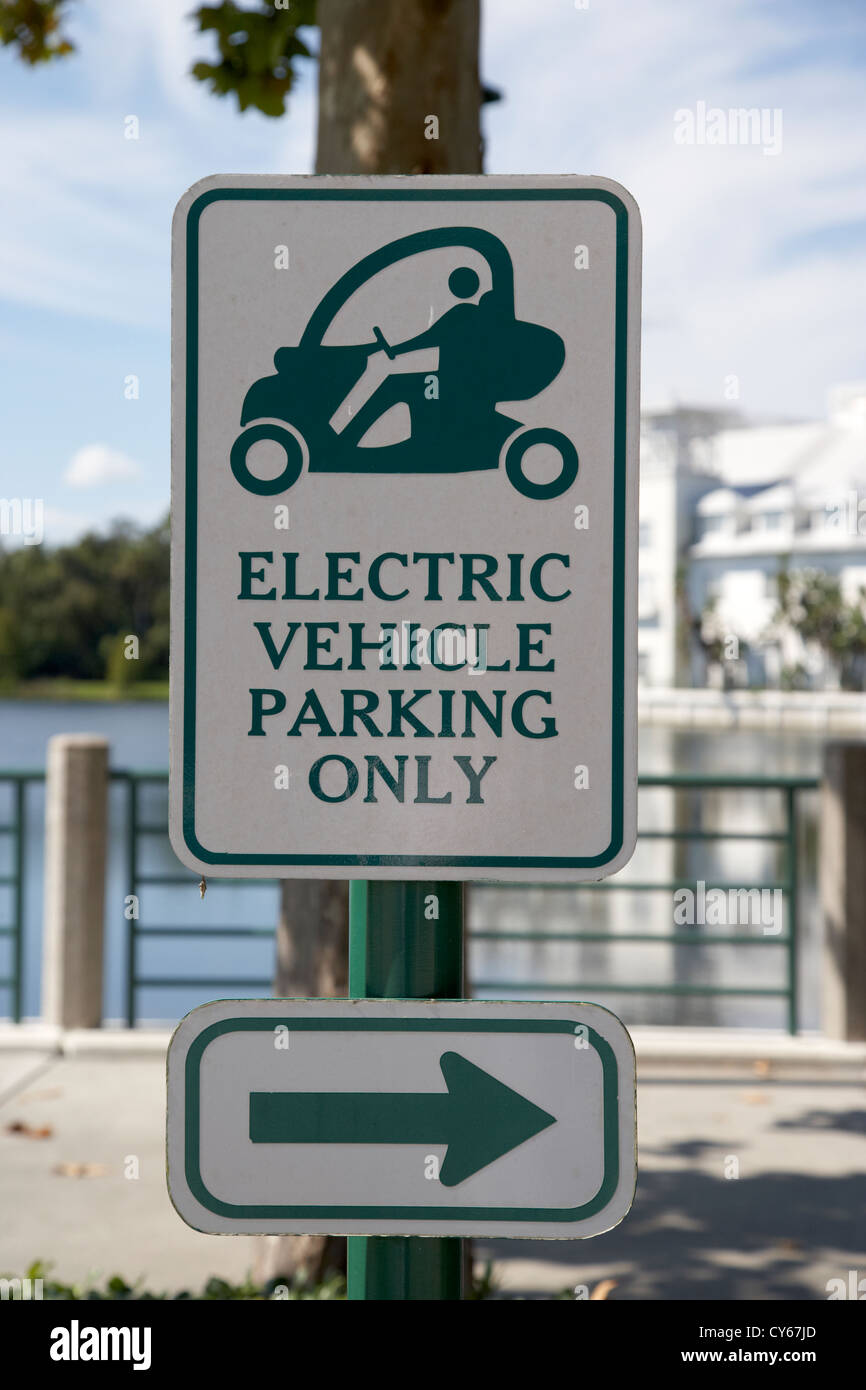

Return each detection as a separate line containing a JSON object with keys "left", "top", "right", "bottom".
{"left": 183, "top": 1014, "right": 621, "bottom": 1223}
{"left": 181, "top": 186, "right": 631, "bottom": 868}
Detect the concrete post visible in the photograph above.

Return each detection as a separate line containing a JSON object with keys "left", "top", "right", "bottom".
{"left": 820, "top": 742, "right": 866, "bottom": 1041}
{"left": 42, "top": 734, "right": 109, "bottom": 1028}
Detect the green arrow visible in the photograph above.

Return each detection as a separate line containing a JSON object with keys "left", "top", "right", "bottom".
{"left": 249, "top": 1051, "right": 557, "bottom": 1187}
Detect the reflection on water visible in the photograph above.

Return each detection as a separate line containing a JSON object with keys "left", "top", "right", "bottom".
{"left": 473, "top": 727, "right": 826, "bottom": 1031}
{"left": 0, "top": 703, "right": 844, "bottom": 1029}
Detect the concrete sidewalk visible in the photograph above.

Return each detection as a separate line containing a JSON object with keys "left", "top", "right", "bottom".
{"left": 1, "top": 1027, "right": 864, "bottom": 1299}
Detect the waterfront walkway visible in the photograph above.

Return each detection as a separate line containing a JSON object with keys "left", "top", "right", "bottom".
{"left": 1, "top": 1027, "right": 864, "bottom": 1299}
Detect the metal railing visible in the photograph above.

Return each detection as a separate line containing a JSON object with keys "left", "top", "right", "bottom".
{"left": 471, "top": 773, "right": 818, "bottom": 1034}
{"left": 0, "top": 768, "right": 819, "bottom": 1032}
{"left": 116, "top": 772, "right": 274, "bottom": 1026}
{"left": 0, "top": 771, "right": 40, "bottom": 1023}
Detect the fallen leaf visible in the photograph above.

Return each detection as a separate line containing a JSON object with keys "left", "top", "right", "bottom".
{"left": 752, "top": 1059, "right": 771, "bottom": 1078}
{"left": 589, "top": 1278, "right": 618, "bottom": 1301}
{"left": 6, "top": 1120, "right": 53, "bottom": 1139}
{"left": 741, "top": 1091, "right": 770, "bottom": 1105}
{"left": 52, "top": 1162, "right": 109, "bottom": 1179}
{"left": 17, "top": 1087, "right": 63, "bottom": 1103}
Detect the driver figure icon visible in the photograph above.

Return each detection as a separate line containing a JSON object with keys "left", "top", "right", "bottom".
{"left": 229, "top": 226, "right": 579, "bottom": 501}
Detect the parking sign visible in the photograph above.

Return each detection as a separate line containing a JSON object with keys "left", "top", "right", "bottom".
{"left": 170, "top": 175, "right": 641, "bottom": 879}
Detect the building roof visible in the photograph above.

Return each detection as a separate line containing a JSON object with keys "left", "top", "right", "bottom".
{"left": 698, "top": 422, "right": 827, "bottom": 487}
{"left": 796, "top": 427, "right": 866, "bottom": 507}
{"left": 745, "top": 483, "right": 793, "bottom": 513}
{"left": 696, "top": 487, "right": 741, "bottom": 516}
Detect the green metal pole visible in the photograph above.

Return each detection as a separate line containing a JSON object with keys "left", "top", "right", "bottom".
{"left": 126, "top": 776, "right": 138, "bottom": 1028}
{"left": 786, "top": 786, "right": 798, "bottom": 1036}
{"left": 12, "top": 777, "right": 25, "bottom": 1024}
{"left": 347, "top": 880, "right": 464, "bottom": 1301}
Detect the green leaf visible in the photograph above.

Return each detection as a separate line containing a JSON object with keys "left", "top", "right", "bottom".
{"left": 0, "top": 0, "right": 77, "bottom": 65}
{"left": 189, "top": 0, "right": 317, "bottom": 117}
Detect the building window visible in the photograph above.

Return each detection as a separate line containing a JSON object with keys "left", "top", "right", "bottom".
{"left": 699, "top": 515, "right": 723, "bottom": 537}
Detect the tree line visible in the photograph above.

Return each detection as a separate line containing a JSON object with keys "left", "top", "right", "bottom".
{"left": 0, "top": 516, "right": 169, "bottom": 685}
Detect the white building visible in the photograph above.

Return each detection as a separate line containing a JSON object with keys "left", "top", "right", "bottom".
{"left": 638, "top": 385, "right": 866, "bottom": 690}
{"left": 637, "top": 405, "right": 739, "bottom": 686}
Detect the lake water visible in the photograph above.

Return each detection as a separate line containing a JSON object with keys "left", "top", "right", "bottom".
{"left": 0, "top": 700, "right": 833, "bottom": 1030}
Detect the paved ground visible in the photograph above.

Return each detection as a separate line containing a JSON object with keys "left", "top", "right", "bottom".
{"left": 482, "top": 1078, "right": 866, "bottom": 1299}
{"left": 1, "top": 1033, "right": 864, "bottom": 1299}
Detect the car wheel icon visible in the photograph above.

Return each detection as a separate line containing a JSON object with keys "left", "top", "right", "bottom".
{"left": 230, "top": 420, "right": 306, "bottom": 496}
{"left": 503, "top": 426, "right": 579, "bottom": 500}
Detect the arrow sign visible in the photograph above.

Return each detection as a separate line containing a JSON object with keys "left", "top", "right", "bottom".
{"left": 249, "top": 1050, "right": 557, "bottom": 1186}
{"left": 167, "top": 999, "right": 637, "bottom": 1237}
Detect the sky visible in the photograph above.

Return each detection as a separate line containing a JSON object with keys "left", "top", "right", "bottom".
{"left": 0, "top": 0, "right": 865, "bottom": 544}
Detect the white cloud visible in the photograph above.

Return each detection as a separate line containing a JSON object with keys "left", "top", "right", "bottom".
{"left": 64, "top": 444, "right": 142, "bottom": 488}
{"left": 0, "top": 0, "right": 316, "bottom": 328}
{"left": 25, "top": 500, "right": 166, "bottom": 546}
{"left": 0, "top": 0, "right": 863, "bottom": 424}
{"left": 481, "top": 0, "right": 866, "bottom": 419}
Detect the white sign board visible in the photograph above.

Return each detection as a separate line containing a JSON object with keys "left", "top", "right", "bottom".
{"left": 166, "top": 999, "right": 636, "bottom": 1239}
{"left": 170, "top": 175, "right": 641, "bottom": 880}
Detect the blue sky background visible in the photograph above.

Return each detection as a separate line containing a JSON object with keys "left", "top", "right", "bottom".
{"left": 1, "top": 0, "right": 865, "bottom": 543}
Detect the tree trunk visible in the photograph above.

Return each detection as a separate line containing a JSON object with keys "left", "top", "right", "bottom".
{"left": 251, "top": 880, "right": 349, "bottom": 1288}
{"left": 255, "top": 0, "right": 482, "bottom": 1290}
{"left": 274, "top": 879, "right": 350, "bottom": 999}
{"left": 316, "top": 0, "right": 482, "bottom": 175}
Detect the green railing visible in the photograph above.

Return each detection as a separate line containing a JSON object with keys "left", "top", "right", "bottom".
{"left": 0, "top": 768, "right": 819, "bottom": 1032}
{"left": 116, "top": 771, "right": 275, "bottom": 1026}
{"left": 471, "top": 774, "right": 818, "bottom": 1034}
{"left": 0, "top": 772, "right": 40, "bottom": 1022}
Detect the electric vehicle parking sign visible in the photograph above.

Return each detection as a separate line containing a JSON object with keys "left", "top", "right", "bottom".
{"left": 170, "top": 175, "right": 641, "bottom": 881}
